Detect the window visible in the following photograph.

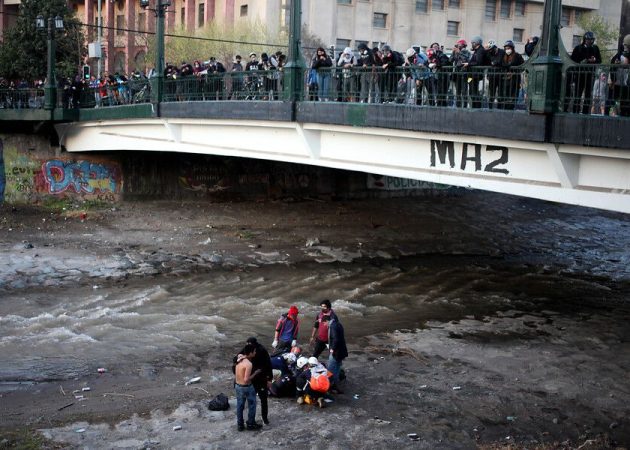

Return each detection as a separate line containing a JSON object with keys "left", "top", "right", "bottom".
{"left": 447, "top": 21, "right": 459, "bottom": 36}
{"left": 337, "top": 0, "right": 352, "bottom": 4}
{"left": 449, "top": 0, "right": 460, "bottom": 8}
{"left": 116, "top": 14, "right": 124, "bottom": 35}
{"left": 138, "top": 13, "right": 146, "bottom": 33}
{"left": 500, "top": 0, "right": 511, "bottom": 19}
{"left": 433, "top": 0, "right": 445, "bottom": 10}
{"left": 515, "top": 0, "right": 526, "bottom": 16}
{"left": 513, "top": 28, "right": 524, "bottom": 42}
{"left": 335, "top": 39, "right": 351, "bottom": 52}
{"left": 561, "top": 8, "right": 570, "bottom": 27}
{"left": 180, "top": 7, "right": 185, "bottom": 25}
{"left": 572, "top": 35, "right": 581, "bottom": 48}
{"left": 198, "top": 3, "right": 204, "bottom": 27}
{"left": 416, "top": 0, "right": 428, "bottom": 13}
{"left": 485, "top": 0, "right": 497, "bottom": 21}
{"left": 240, "top": 5, "right": 248, "bottom": 17}
{"left": 373, "top": 12, "right": 387, "bottom": 28}
{"left": 574, "top": 9, "right": 583, "bottom": 24}
{"left": 280, "top": 0, "right": 290, "bottom": 31}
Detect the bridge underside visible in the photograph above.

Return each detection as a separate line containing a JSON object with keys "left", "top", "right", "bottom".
{"left": 56, "top": 118, "right": 630, "bottom": 214}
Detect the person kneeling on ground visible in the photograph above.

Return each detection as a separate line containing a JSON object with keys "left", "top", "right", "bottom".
{"left": 295, "top": 356, "right": 331, "bottom": 408}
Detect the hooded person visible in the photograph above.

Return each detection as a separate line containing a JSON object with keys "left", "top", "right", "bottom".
{"left": 356, "top": 43, "right": 375, "bottom": 103}
{"left": 337, "top": 47, "right": 357, "bottom": 102}
{"left": 272, "top": 305, "right": 300, "bottom": 355}
{"left": 498, "top": 40, "right": 525, "bottom": 110}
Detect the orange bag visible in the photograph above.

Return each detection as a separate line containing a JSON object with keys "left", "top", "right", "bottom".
{"left": 310, "top": 373, "right": 330, "bottom": 393}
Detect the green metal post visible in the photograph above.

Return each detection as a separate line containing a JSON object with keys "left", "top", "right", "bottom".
{"left": 528, "top": 0, "right": 563, "bottom": 113}
{"left": 44, "top": 17, "right": 57, "bottom": 111}
{"left": 282, "top": 0, "right": 306, "bottom": 101}
{"left": 153, "top": 1, "right": 166, "bottom": 104}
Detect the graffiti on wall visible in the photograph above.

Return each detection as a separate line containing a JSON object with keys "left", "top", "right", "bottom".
{"left": 0, "top": 142, "right": 122, "bottom": 204}
{"left": 367, "top": 174, "right": 451, "bottom": 190}
{"left": 43, "top": 160, "right": 119, "bottom": 195}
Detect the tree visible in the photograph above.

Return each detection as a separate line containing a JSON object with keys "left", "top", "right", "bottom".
{"left": 0, "top": 0, "right": 84, "bottom": 82}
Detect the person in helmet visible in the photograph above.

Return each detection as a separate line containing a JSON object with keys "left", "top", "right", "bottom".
{"left": 564, "top": 31, "right": 602, "bottom": 114}
{"left": 380, "top": 44, "right": 404, "bottom": 103}
{"left": 499, "top": 40, "right": 525, "bottom": 110}
{"left": 466, "top": 36, "right": 491, "bottom": 109}
{"left": 450, "top": 39, "right": 472, "bottom": 107}
{"left": 486, "top": 39, "right": 505, "bottom": 108}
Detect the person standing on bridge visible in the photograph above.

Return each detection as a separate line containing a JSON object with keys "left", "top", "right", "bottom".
{"left": 312, "top": 47, "right": 333, "bottom": 101}
{"left": 564, "top": 31, "right": 602, "bottom": 114}
{"left": 272, "top": 305, "right": 300, "bottom": 355}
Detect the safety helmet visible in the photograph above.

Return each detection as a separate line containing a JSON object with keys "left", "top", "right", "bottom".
{"left": 357, "top": 42, "right": 369, "bottom": 51}
{"left": 624, "top": 34, "right": 630, "bottom": 47}
{"left": 381, "top": 44, "right": 391, "bottom": 53}
{"left": 471, "top": 36, "right": 483, "bottom": 46}
{"left": 296, "top": 356, "right": 308, "bottom": 369}
{"left": 405, "top": 47, "right": 416, "bottom": 58}
{"left": 503, "top": 40, "right": 515, "bottom": 49}
{"left": 283, "top": 353, "right": 297, "bottom": 364}
{"left": 307, "top": 356, "right": 319, "bottom": 366}
{"left": 456, "top": 39, "right": 467, "bottom": 47}
{"left": 584, "top": 31, "right": 595, "bottom": 41}
{"left": 487, "top": 39, "right": 497, "bottom": 48}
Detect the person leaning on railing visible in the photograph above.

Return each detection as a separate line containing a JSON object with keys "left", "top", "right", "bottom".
{"left": 426, "top": 43, "right": 451, "bottom": 107}
{"left": 356, "top": 43, "right": 375, "bottom": 104}
{"left": 499, "top": 40, "right": 525, "bottom": 111}
{"left": 564, "top": 31, "right": 602, "bottom": 115}
{"left": 450, "top": 39, "right": 471, "bottom": 108}
{"left": 337, "top": 47, "right": 357, "bottom": 103}
{"left": 465, "top": 36, "right": 491, "bottom": 109}
{"left": 486, "top": 40, "right": 505, "bottom": 109}
{"left": 311, "top": 47, "right": 333, "bottom": 102}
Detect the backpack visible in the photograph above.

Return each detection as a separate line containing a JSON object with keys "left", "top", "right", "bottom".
{"left": 207, "top": 393, "right": 229, "bottom": 411}
{"left": 309, "top": 371, "right": 331, "bottom": 393}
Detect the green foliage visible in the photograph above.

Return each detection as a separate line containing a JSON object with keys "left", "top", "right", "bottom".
{"left": 144, "top": 20, "right": 286, "bottom": 69}
{"left": 0, "top": 0, "right": 84, "bottom": 82}
{"left": 576, "top": 13, "right": 620, "bottom": 58}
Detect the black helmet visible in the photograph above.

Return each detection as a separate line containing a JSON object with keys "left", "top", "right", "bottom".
{"left": 381, "top": 44, "right": 391, "bottom": 53}
{"left": 503, "top": 40, "right": 515, "bottom": 49}
{"left": 584, "top": 31, "right": 595, "bottom": 41}
{"left": 357, "top": 43, "right": 369, "bottom": 51}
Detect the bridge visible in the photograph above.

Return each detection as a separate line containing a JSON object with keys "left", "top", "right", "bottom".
{"left": 0, "top": 1, "right": 629, "bottom": 213}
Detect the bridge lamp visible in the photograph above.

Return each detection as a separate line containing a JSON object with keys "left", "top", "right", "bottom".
{"left": 36, "top": 14, "right": 65, "bottom": 111}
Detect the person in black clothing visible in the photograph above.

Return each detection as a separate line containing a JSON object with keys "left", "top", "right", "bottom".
{"left": 564, "top": 31, "right": 602, "bottom": 114}
{"left": 205, "top": 57, "right": 226, "bottom": 100}
{"left": 466, "top": 36, "right": 490, "bottom": 109}
{"left": 325, "top": 315, "right": 348, "bottom": 393}
{"left": 380, "top": 45, "right": 403, "bottom": 103}
{"left": 486, "top": 40, "right": 505, "bottom": 108}
{"left": 357, "top": 43, "right": 374, "bottom": 103}
{"left": 243, "top": 337, "right": 273, "bottom": 425}
{"left": 499, "top": 40, "right": 525, "bottom": 110}
{"left": 524, "top": 36, "right": 539, "bottom": 58}
{"left": 426, "top": 42, "right": 451, "bottom": 107}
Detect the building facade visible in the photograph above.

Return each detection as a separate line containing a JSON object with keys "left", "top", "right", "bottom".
{"left": 0, "top": 0, "right": 623, "bottom": 76}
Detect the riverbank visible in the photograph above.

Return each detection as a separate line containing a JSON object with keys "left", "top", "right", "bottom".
{"left": 1, "top": 194, "right": 629, "bottom": 449}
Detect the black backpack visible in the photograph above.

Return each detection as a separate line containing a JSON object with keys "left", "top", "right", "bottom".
{"left": 208, "top": 393, "right": 229, "bottom": 411}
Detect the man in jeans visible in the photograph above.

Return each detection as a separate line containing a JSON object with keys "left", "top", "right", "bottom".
{"left": 234, "top": 343, "right": 262, "bottom": 431}
{"left": 324, "top": 315, "right": 348, "bottom": 394}
{"left": 309, "top": 299, "right": 338, "bottom": 358}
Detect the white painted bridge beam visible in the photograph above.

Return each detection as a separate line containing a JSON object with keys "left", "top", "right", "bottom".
{"left": 56, "top": 119, "right": 630, "bottom": 214}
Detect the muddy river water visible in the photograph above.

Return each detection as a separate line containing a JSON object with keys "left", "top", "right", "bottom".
{"left": 0, "top": 193, "right": 629, "bottom": 448}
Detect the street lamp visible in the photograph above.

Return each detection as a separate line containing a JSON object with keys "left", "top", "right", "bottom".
{"left": 140, "top": 0, "right": 171, "bottom": 105}
{"left": 36, "top": 14, "right": 64, "bottom": 111}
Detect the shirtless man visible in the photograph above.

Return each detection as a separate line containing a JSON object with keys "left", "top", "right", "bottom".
{"left": 234, "top": 343, "right": 262, "bottom": 431}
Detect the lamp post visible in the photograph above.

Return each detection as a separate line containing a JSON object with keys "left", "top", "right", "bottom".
{"left": 140, "top": 0, "right": 170, "bottom": 105}
{"left": 282, "top": 0, "right": 306, "bottom": 102}
{"left": 528, "top": 0, "right": 564, "bottom": 113}
{"left": 36, "top": 14, "right": 64, "bottom": 111}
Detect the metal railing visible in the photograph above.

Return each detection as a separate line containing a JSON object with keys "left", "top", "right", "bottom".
{"left": 162, "top": 70, "right": 285, "bottom": 102}
{"left": 0, "top": 88, "right": 45, "bottom": 109}
{"left": 561, "top": 63, "right": 630, "bottom": 117}
{"left": 304, "top": 66, "right": 528, "bottom": 110}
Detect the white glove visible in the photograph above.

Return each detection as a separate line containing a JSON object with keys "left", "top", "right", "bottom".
{"left": 291, "top": 340, "right": 297, "bottom": 348}
{"left": 272, "top": 340, "right": 278, "bottom": 348}
{"left": 326, "top": 344, "right": 329, "bottom": 349}
{"left": 429, "top": 63, "right": 436, "bottom": 69}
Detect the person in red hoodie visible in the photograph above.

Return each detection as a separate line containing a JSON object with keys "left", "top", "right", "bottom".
{"left": 309, "top": 299, "right": 338, "bottom": 358}
{"left": 272, "top": 305, "right": 300, "bottom": 355}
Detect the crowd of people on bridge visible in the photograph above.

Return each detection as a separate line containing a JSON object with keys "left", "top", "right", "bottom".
{"left": 1, "top": 32, "right": 628, "bottom": 115}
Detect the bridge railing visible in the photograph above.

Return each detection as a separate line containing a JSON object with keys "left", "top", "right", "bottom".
{"left": 560, "top": 63, "right": 630, "bottom": 117}
{"left": 0, "top": 87, "right": 45, "bottom": 109}
{"left": 162, "top": 70, "right": 284, "bottom": 102}
{"left": 305, "top": 66, "right": 528, "bottom": 110}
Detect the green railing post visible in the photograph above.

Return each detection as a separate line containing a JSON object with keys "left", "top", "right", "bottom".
{"left": 528, "top": 0, "right": 564, "bottom": 113}
{"left": 44, "top": 17, "right": 58, "bottom": 111}
{"left": 154, "top": 1, "right": 166, "bottom": 105}
{"left": 282, "top": 0, "right": 306, "bottom": 102}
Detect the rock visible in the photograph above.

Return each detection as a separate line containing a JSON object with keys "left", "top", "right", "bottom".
{"left": 305, "top": 237, "right": 320, "bottom": 247}
{"left": 609, "top": 421, "right": 619, "bottom": 429}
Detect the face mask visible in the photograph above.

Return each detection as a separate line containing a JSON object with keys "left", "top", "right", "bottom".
{"left": 506, "top": 49, "right": 513, "bottom": 55}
